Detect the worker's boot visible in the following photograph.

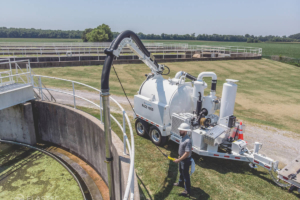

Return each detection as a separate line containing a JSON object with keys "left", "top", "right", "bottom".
{"left": 173, "top": 183, "right": 184, "bottom": 187}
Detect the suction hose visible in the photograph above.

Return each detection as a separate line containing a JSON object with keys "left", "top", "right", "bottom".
{"left": 101, "top": 30, "right": 159, "bottom": 93}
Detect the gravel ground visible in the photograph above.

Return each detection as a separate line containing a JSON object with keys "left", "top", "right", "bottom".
{"left": 40, "top": 88, "right": 300, "bottom": 166}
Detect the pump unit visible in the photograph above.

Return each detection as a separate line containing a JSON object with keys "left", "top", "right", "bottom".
{"left": 102, "top": 32, "right": 295, "bottom": 188}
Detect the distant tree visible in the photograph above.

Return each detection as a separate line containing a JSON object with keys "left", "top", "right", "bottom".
{"left": 191, "top": 33, "right": 196, "bottom": 40}
{"left": 247, "top": 38, "right": 254, "bottom": 43}
{"left": 113, "top": 32, "right": 120, "bottom": 38}
{"left": 289, "top": 33, "right": 300, "bottom": 40}
{"left": 82, "top": 28, "right": 93, "bottom": 42}
{"left": 85, "top": 24, "right": 113, "bottom": 42}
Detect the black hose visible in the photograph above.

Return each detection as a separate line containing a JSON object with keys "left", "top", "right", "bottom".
{"left": 184, "top": 72, "right": 197, "bottom": 81}
{"left": 161, "top": 65, "right": 170, "bottom": 75}
{"left": 101, "top": 30, "right": 159, "bottom": 93}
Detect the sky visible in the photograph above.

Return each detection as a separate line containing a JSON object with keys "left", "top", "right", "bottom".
{"left": 1, "top": 0, "right": 299, "bottom": 36}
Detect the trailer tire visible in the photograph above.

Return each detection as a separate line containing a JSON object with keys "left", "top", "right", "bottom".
{"left": 149, "top": 126, "right": 167, "bottom": 147}
{"left": 135, "top": 119, "right": 149, "bottom": 137}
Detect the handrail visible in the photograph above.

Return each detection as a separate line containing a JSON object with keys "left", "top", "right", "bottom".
{"left": 31, "top": 74, "right": 135, "bottom": 200}
{"left": 0, "top": 72, "right": 30, "bottom": 80}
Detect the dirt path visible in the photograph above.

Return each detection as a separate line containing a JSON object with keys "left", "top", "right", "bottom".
{"left": 41, "top": 88, "right": 300, "bottom": 166}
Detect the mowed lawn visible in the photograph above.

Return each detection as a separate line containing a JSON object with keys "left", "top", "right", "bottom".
{"left": 29, "top": 59, "right": 300, "bottom": 135}
{"left": 79, "top": 106, "right": 300, "bottom": 200}
{"left": 143, "top": 40, "right": 300, "bottom": 59}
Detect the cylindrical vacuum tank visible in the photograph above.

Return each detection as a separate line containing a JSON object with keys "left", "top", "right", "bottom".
{"left": 219, "top": 79, "right": 239, "bottom": 119}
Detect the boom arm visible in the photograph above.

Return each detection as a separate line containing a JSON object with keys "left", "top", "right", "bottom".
{"left": 112, "top": 38, "right": 165, "bottom": 74}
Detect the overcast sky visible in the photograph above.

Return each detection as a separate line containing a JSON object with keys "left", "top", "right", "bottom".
{"left": 1, "top": 0, "right": 299, "bottom": 36}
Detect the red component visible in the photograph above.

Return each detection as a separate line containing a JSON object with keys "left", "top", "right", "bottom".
{"left": 282, "top": 176, "right": 289, "bottom": 180}
{"left": 146, "top": 119, "right": 148, "bottom": 122}
{"left": 214, "top": 154, "right": 219, "bottom": 156}
{"left": 175, "top": 140, "right": 179, "bottom": 143}
{"left": 224, "top": 156, "right": 230, "bottom": 158}
{"left": 156, "top": 124, "right": 159, "bottom": 127}
{"left": 264, "top": 165, "right": 270, "bottom": 169}
{"left": 254, "top": 160, "right": 259, "bottom": 164}
{"left": 235, "top": 157, "right": 240, "bottom": 159}
{"left": 141, "top": 117, "right": 144, "bottom": 119}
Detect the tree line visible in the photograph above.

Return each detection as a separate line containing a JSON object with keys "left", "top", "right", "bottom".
{"left": 0, "top": 27, "right": 82, "bottom": 38}
{"left": 129, "top": 32, "right": 300, "bottom": 43}
{"left": 1, "top": 26, "right": 299, "bottom": 43}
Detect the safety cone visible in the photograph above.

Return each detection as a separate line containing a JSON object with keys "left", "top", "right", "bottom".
{"left": 238, "top": 121, "right": 244, "bottom": 140}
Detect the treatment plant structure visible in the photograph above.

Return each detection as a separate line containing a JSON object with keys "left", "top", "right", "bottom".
{"left": 0, "top": 30, "right": 299, "bottom": 199}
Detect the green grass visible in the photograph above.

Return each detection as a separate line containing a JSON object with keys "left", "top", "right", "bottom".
{"left": 143, "top": 40, "right": 300, "bottom": 59}
{"left": 24, "top": 59, "right": 300, "bottom": 134}
{"left": 78, "top": 106, "right": 300, "bottom": 200}
{"left": 0, "top": 38, "right": 82, "bottom": 43}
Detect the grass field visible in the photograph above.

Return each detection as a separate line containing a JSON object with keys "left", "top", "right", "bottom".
{"left": 24, "top": 59, "right": 300, "bottom": 135}
{"left": 78, "top": 106, "right": 300, "bottom": 200}
{"left": 0, "top": 38, "right": 82, "bottom": 43}
{"left": 143, "top": 40, "right": 300, "bottom": 59}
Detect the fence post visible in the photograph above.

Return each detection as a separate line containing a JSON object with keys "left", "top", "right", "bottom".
{"left": 72, "top": 82, "right": 76, "bottom": 109}
{"left": 39, "top": 76, "right": 43, "bottom": 101}
{"left": 123, "top": 110, "right": 127, "bottom": 155}
{"left": 8, "top": 59, "right": 12, "bottom": 82}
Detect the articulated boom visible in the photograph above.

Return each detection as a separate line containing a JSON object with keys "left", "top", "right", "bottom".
{"left": 112, "top": 38, "right": 165, "bottom": 74}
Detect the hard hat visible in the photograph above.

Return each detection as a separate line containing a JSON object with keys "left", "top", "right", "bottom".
{"left": 178, "top": 123, "right": 191, "bottom": 132}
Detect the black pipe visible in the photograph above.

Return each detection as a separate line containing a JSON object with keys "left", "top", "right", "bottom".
{"left": 195, "top": 92, "right": 202, "bottom": 117}
{"left": 101, "top": 30, "right": 159, "bottom": 93}
{"left": 185, "top": 72, "right": 197, "bottom": 81}
{"left": 211, "top": 80, "right": 217, "bottom": 92}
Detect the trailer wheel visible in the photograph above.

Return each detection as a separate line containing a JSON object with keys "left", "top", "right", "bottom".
{"left": 135, "top": 119, "right": 149, "bottom": 137}
{"left": 149, "top": 126, "right": 167, "bottom": 147}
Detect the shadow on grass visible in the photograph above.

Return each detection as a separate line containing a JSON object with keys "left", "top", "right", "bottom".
{"left": 150, "top": 142, "right": 210, "bottom": 200}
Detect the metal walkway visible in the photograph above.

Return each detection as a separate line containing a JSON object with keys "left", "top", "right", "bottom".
{"left": 0, "top": 59, "right": 35, "bottom": 110}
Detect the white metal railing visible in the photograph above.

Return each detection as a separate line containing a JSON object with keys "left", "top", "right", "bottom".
{"left": 31, "top": 74, "right": 135, "bottom": 200}
{"left": 0, "top": 59, "right": 32, "bottom": 87}
{"left": 0, "top": 42, "right": 262, "bottom": 58}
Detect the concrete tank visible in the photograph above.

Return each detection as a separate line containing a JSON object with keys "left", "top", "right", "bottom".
{"left": 139, "top": 76, "right": 193, "bottom": 119}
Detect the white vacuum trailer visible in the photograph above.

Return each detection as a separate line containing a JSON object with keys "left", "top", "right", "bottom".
{"left": 103, "top": 33, "right": 293, "bottom": 188}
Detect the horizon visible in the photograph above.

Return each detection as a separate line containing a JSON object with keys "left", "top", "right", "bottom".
{"left": 1, "top": 26, "right": 299, "bottom": 37}
{"left": 1, "top": 0, "right": 299, "bottom": 37}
